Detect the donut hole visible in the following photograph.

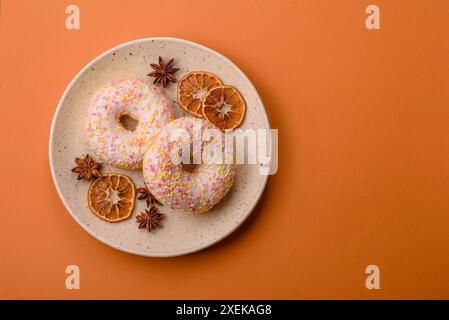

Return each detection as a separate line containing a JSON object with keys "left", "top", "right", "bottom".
{"left": 182, "top": 163, "right": 198, "bottom": 173}
{"left": 181, "top": 151, "right": 198, "bottom": 173}
{"left": 119, "top": 114, "right": 138, "bottom": 132}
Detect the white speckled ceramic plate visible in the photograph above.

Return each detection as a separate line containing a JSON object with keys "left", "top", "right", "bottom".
{"left": 49, "top": 38, "right": 269, "bottom": 257}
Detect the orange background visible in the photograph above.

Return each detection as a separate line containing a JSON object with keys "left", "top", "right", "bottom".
{"left": 1, "top": 0, "right": 449, "bottom": 299}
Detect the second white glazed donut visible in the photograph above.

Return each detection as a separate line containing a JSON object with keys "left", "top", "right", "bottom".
{"left": 143, "top": 117, "right": 236, "bottom": 213}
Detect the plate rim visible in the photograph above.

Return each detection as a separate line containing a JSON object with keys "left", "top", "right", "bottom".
{"left": 49, "top": 37, "right": 270, "bottom": 257}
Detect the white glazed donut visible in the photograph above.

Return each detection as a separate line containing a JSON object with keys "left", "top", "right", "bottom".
{"left": 143, "top": 117, "right": 236, "bottom": 213}
{"left": 85, "top": 78, "right": 175, "bottom": 169}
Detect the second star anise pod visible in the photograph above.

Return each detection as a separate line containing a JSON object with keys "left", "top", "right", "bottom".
{"left": 71, "top": 154, "right": 102, "bottom": 181}
{"left": 147, "top": 56, "right": 180, "bottom": 88}
{"left": 136, "top": 206, "right": 165, "bottom": 232}
{"left": 136, "top": 186, "right": 162, "bottom": 207}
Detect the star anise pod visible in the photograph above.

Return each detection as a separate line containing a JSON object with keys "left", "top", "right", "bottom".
{"left": 71, "top": 154, "right": 102, "bottom": 181}
{"left": 147, "top": 56, "right": 180, "bottom": 88}
{"left": 136, "top": 186, "right": 162, "bottom": 207}
{"left": 136, "top": 206, "right": 165, "bottom": 232}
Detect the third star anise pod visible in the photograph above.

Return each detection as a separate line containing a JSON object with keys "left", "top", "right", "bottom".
{"left": 136, "top": 206, "right": 165, "bottom": 232}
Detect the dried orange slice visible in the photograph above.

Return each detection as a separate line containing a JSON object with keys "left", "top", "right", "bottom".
{"left": 87, "top": 173, "right": 135, "bottom": 222}
{"left": 177, "top": 71, "right": 223, "bottom": 116}
{"left": 202, "top": 85, "right": 246, "bottom": 130}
